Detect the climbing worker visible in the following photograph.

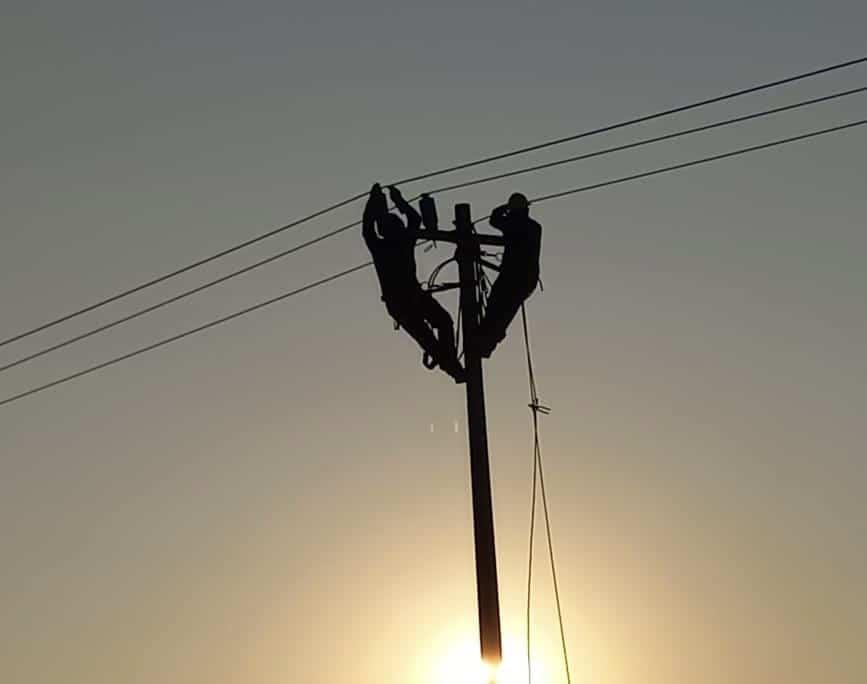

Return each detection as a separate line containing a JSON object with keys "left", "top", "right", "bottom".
{"left": 476, "top": 192, "right": 542, "bottom": 358}
{"left": 362, "top": 183, "right": 465, "bottom": 382}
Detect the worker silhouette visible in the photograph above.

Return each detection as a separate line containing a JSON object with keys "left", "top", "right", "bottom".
{"left": 476, "top": 192, "right": 541, "bottom": 358}
{"left": 363, "top": 184, "right": 465, "bottom": 382}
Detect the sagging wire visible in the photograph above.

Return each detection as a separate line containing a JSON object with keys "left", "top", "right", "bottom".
{"left": 521, "top": 304, "right": 571, "bottom": 684}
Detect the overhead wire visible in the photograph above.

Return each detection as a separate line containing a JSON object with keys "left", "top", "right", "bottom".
{"left": 0, "top": 193, "right": 366, "bottom": 348}
{"left": 0, "top": 221, "right": 362, "bottom": 373}
{"left": 0, "top": 262, "right": 373, "bottom": 409}
{"left": 2, "top": 116, "right": 865, "bottom": 408}
{"left": 4, "top": 90, "right": 863, "bottom": 374}
{"left": 392, "top": 55, "right": 867, "bottom": 187}
{"left": 428, "top": 85, "right": 867, "bottom": 197}
{"left": 2, "top": 55, "right": 864, "bottom": 350}
{"left": 473, "top": 119, "right": 867, "bottom": 223}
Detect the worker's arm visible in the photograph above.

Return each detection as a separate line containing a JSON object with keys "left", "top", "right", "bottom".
{"left": 363, "top": 184, "right": 386, "bottom": 246}
{"left": 388, "top": 186, "right": 422, "bottom": 234}
{"left": 489, "top": 204, "right": 511, "bottom": 233}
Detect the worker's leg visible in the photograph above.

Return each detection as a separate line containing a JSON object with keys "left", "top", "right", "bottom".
{"left": 476, "top": 276, "right": 514, "bottom": 356}
{"left": 398, "top": 312, "right": 442, "bottom": 362}
{"left": 385, "top": 296, "right": 438, "bottom": 357}
{"left": 415, "top": 291, "right": 465, "bottom": 382}
{"left": 477, "top": 278, "right": 535, "bottom": 357}
{"left": 417, "top": 291, "right": 457, "bottom": 357}
{"left": 387, "top": 293, "right": 464, "bottom": 382}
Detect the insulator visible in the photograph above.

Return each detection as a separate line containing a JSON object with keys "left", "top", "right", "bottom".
{"left": 420, "top": 194, "right": 438, "bottom": 231}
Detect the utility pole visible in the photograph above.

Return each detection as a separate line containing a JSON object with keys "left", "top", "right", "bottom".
{"left": 370, "top": 191, "right": 507, "bottom": 669}
{"left": 454, "top": 203, "right": 503, "bottom": 666}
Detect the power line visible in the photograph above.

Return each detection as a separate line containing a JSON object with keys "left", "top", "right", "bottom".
{"left": 2, "top": 117, "right": 864, "bottom": 409}
{"left": 471, "top": 118, "right": 867, "bottom": 222}
{"left": 5, "top": 90, "right": 862, "bottom": 374}
{"left": 0, "top": 221, "right": 361, "bottom": 374}
{"left": 429, "top": 85, "right": 867, "bottom": 196}
{"left": 0, "top": 263, "right": 373, "bottom": 410}
{"left": 393, "top": 55, "right": 867, "bottom": 186}
{"left": 529, "top": 118, "right": 867, "bottom": 207}
{"left": 0, "top": 193, "right": 366, "bottom": 350}
{"left": 3, "top": 55, "right": 863, "bottom": 350}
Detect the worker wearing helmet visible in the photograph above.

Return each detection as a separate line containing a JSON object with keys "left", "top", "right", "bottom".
{"left": 362, "top": 184, "right": 465, "bottom": 382}
{"left": 476, "top": 192, "right": 541, "bottom": 358}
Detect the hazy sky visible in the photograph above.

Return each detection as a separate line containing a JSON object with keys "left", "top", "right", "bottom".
{"left": 2, "top": 2, "right": 866, "bottom": 683}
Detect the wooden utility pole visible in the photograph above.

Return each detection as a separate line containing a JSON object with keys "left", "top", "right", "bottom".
{"left": 454, "top": 203, "right": 503, "bottom": 666}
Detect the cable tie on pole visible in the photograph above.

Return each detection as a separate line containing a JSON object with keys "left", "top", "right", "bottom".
{"left": 529, "top": 401, "right": 552, "bottom": 416}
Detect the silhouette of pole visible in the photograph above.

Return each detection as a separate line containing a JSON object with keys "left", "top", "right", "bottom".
{"left": 455, "top": 202, "right": 503, "bottom": 666}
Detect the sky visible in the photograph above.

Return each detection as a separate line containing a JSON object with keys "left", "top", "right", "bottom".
{"left": 1, "top": 2, "right": 866, "bottom": 683}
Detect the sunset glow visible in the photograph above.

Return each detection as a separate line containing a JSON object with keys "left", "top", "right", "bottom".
{"left": 431, "top": 633, "right": 550, "bottom": 684}
{"left": 4, "top": 3, "right": 866, "bottom": 683}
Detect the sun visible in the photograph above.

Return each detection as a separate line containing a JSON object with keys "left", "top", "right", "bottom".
{"left": 433, "top": 638, "right": 492, "bottom": 684}
{"left": 431, "top": 632, "right": 550, "bottom": 684}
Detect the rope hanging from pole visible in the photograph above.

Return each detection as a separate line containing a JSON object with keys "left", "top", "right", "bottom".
{"left": 521, "top": 304, "right": 571, "bottom": 684}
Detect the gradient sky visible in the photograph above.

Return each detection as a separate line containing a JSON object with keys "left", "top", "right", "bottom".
{"left": 2, "top": 2, "right": 866, "bottom": 683}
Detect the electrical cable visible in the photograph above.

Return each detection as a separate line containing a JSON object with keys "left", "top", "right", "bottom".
{"left": 3, "top": 117, "right": 864, "bottom": 408}
{"left": 0, "top": 194, "right": 366, "bottom": 349}
{"left": 0, "top": 221, "right": 363, "bottom": 373}
{"left": 473, "top": 119, "right": 867, "bottom": 223}
{"left": 0, "top": 263, "right": 373, "bottom": 409}
{"left": 428, "top": 85, "right": 867, "bottom": 197}
{"left": 7, "top": 91, "right": 861, "bottom": 375}
{"left": 3, "top": 56, "right": 863, "bottom": 350}
{"left": 394, "top": 56, "right": 867, "bottom": 187}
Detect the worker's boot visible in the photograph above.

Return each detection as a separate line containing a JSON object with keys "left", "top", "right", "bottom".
{"left": 440, "top": 357, "right": 466, "bottom": 384}
{"left": 438, "top": 342, "right": 466, "bottom": 384}
{"left": 474, "top": 333, "right": 495, "bottom": 359}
